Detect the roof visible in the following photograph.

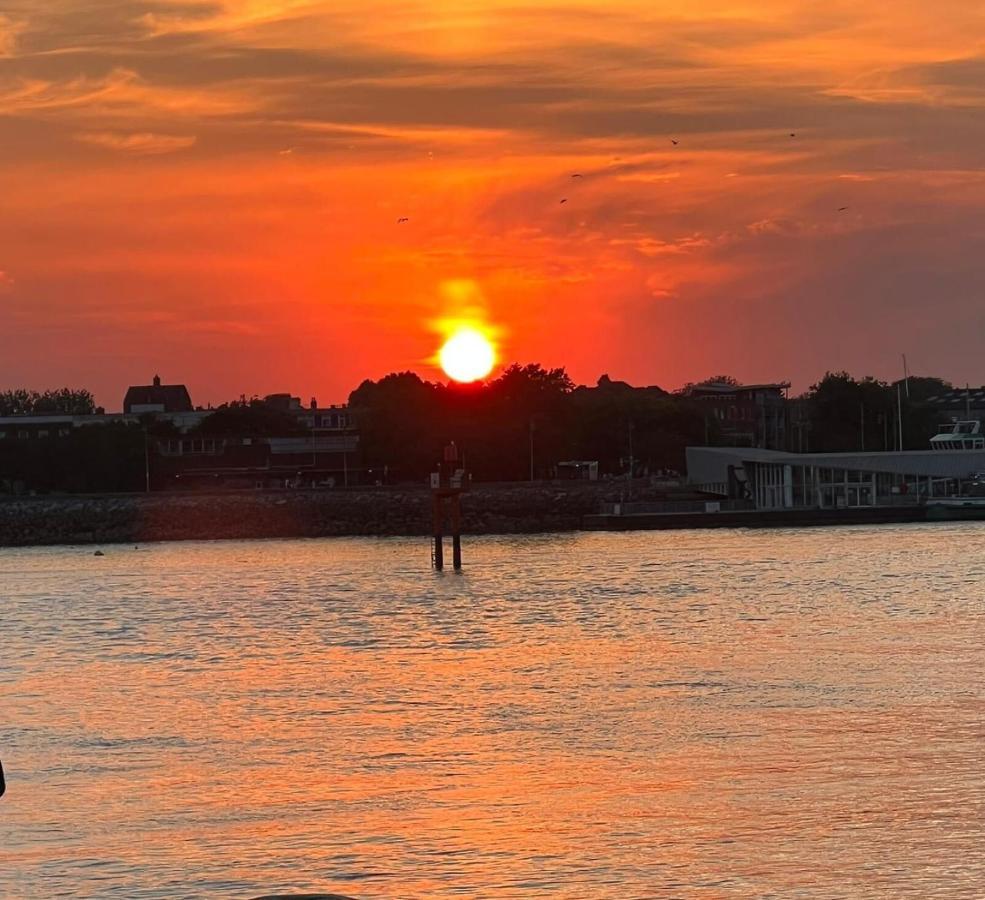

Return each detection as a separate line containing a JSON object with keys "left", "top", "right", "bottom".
{"left": 124, "top": 381, "right": 193, "bottom": 413}
{"left": 925, "top": 387, "right": 985, "bottom": 405}
{"left": 685, "top": 381, "right": 790, "bottom": 396}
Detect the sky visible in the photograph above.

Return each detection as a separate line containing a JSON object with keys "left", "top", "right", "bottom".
{"left": 2, "top": 1, "right": 985, "bottom": 409}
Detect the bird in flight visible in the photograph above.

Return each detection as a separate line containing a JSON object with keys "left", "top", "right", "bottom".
{"left": 397, "top": 217, "right": 409, "bottom": 223}
{"left": 559, "top": 198, "right": 568, "bottom": 204}
{"left": 837, "top": 207, "right": 849, "bottom": 212}
{"left": 571, "top": 173, "right": 583, "bottom": 178}
{"left": 789, "top": 133, "right": 796, "bottom": 138}
{"left": 670, "top": 139, "right": 678, "bottom": 145}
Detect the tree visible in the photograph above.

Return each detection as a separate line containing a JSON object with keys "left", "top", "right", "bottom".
{"left": 805, "top": 372, "right": 892, "bottom": 451}
{"left": 193, "top": 400, "right": 308, "bottom": 437}
{"left": 0, "top": 388, "right": 97, "bottom": 416}
{"left": 348, "top": 372, "right": 445, "bottom": 481}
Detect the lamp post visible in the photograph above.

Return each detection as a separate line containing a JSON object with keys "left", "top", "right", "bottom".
{"left": 627, "top": 418, "right": 635, "bottom": 500}
{"left": 143, "top": 425, "right": 151, "bottom": 493}
{"left": 528, "top": 418, "right": 535, "bottom": 481}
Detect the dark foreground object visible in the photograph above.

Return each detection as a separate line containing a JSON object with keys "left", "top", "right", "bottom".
{"left": 252, "top": 895, "right": 356, "bottom": 899}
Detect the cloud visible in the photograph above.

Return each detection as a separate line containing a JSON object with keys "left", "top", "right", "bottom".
{"left": 75, "top": 130, "right": 197, "bottom": 154}
{"left": 0, "top": 14, "right": 26, "bottom": 57}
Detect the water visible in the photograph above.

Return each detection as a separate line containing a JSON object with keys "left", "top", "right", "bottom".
{"left": 2, "top": 524, "right": 984, "bottom": 899}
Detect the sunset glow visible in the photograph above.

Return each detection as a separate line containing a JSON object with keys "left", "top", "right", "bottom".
{"left": 3, "top": 2, "right": 985, "bottom": 403}
{"left": 439, "top": 327, "right": 497, "bottom": 383}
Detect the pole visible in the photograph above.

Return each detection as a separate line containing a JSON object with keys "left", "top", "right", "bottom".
{"left": 902, "top": 354, "right": 910, "bottom": 398}
{"left": 528, "top": 419, "right": 534, "bottom": 481}
{"left": 860, "top": 403, "right": 865, "bottom": 451}
{"left": 967, "top": 383, "right": 971, "bottom": 419}
{"left": 432, "top": 493, "right": 444, "bottom": 571}
{"left": 897, "top": 383, "right": 904, "bottom": 451}
{"left": 628, "top": 419, "right": 634, "bottom": 499}
{"left": 451, "top": 495, "right": 462, "bottom": 570}
{"left": 144, "top": 427, "right": 151, "bottom": 493}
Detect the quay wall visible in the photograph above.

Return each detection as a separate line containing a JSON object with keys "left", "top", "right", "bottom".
{"left": 0, "top": 481, "right": 670, "bottom": 547}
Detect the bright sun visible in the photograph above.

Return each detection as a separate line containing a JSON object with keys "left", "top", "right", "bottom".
{"left": 439, "top": 326, "right": 496, "bottom": 383}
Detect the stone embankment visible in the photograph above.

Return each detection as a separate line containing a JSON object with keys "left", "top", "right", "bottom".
{"left": 0, "top": 481, "right": 673, "bottom": 547}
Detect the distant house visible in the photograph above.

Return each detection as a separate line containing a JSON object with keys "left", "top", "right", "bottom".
{"left": 124, "top": 375, "right": 193, "bottom": 415}
{"left": 262, "top": 393, "right": 353, "bottom": 433}
{"left": 683, "top": 381, "right": 790, "bottom": 450}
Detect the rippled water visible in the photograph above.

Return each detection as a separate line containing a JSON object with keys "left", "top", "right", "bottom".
{"left": 3, "top": 524, "right": 984, "bottom": 898}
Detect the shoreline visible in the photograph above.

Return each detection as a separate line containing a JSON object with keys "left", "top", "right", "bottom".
{"left": 0, "top": 481, "right": 662, "bottom": 548}
{"left": 0, "top": 484, "right": 971, "bottom": 548}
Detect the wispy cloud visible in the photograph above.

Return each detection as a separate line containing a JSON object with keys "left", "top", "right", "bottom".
{"left": 75, "top": 130, "right": 197, "bottom": 154}
{"left": 0, "top": 14, "right": 26, "bottom": 57}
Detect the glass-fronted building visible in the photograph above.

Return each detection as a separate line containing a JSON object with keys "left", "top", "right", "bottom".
{"left": 686, "top": 446, "right": 985, "bottom": 510}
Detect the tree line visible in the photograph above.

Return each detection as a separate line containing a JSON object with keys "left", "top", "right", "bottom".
{"left": 347, "top": 364, "right": 706, "bottom": 481}
{"left": 0, "top": 367, "right": 966, "bottom": 492}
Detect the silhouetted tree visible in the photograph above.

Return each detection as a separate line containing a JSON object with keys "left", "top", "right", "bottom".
{"left": 0, "top": 388, "right": 97, "bottom": 416}
{"left": 192, "top": 400, "right": 308, "bottom": 437}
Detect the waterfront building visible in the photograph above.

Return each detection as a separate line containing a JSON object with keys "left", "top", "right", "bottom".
{"left": 687, "top": 442, "right": 985, "bottom": 510}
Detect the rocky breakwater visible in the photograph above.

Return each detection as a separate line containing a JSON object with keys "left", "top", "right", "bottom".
{"left": 0, "top": 480, "right": 674, "bottom": 547}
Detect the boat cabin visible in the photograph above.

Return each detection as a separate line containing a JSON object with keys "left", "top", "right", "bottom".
{"left": 929, "top": 420, "right": 985, "bottom": 451}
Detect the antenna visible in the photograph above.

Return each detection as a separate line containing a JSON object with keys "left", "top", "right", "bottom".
{"left": 901, "top": 354, "right": 910, "bottom": 398}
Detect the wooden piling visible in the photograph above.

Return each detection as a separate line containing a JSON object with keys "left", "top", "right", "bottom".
{"left": 431, "top": 444, "right": 468, "bottom": 571}
{"left": 432, "top": 492, "right": 444, "bottom": 571}
{"left": 450, "top": 494, "right": 462, "bottom": 570}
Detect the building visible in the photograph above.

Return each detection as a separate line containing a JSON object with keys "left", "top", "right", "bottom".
{"left": 924, "top": 385, "right": 985, "bottom": 422}
{"left": 682, "top": 381, "right": 790, "bottom": 449}
{"left": 1, "top": 381, "right": 360, "bottom": 492}
{"left": 153, "top": 433, "right": 359, "bottom": 490}
{"left": 557, "top": 460, "right": 599, "bottom": 481}
{"left": 687, "top": 444, "right": 985, "bottom": 510}
{"left": 123, "top": 375, "right": 193, "bottom": 414}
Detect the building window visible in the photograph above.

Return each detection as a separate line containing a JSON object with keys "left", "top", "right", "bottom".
{"left": 17, "top": 430, "right": 29, "bottom": 439}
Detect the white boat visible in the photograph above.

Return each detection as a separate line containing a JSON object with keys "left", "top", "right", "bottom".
{"left": 926, "top": 469, "right": 985, "bottom": 518}
{"left": 929, "top": 420, "right": 985, "bottom": 450}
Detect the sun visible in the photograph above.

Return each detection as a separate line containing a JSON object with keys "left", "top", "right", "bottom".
{"left": 439, "top": 326, "right": 496, "bottom": 383}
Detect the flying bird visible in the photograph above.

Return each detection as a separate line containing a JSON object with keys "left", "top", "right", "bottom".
{"left": 571, "top": 173, "right": 583, "bottom": 178}
{"left": 670, "top": 139, "right": 678, "bottom": 145}
{"left": 789, "top": 133, "right": 796, "bottom": 138}
{"left": 559, "top": 198, "right": 568, "bottom": 204}
{"left": 837, "top": 207, "right": 849, "bottom": 211}
{"left": 397, "top": 217, "right": 409, "bottom": 223}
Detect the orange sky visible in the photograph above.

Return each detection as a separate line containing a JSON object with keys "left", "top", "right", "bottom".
{"left": 2, "top": 1, "right": 985, "bottom": 408}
